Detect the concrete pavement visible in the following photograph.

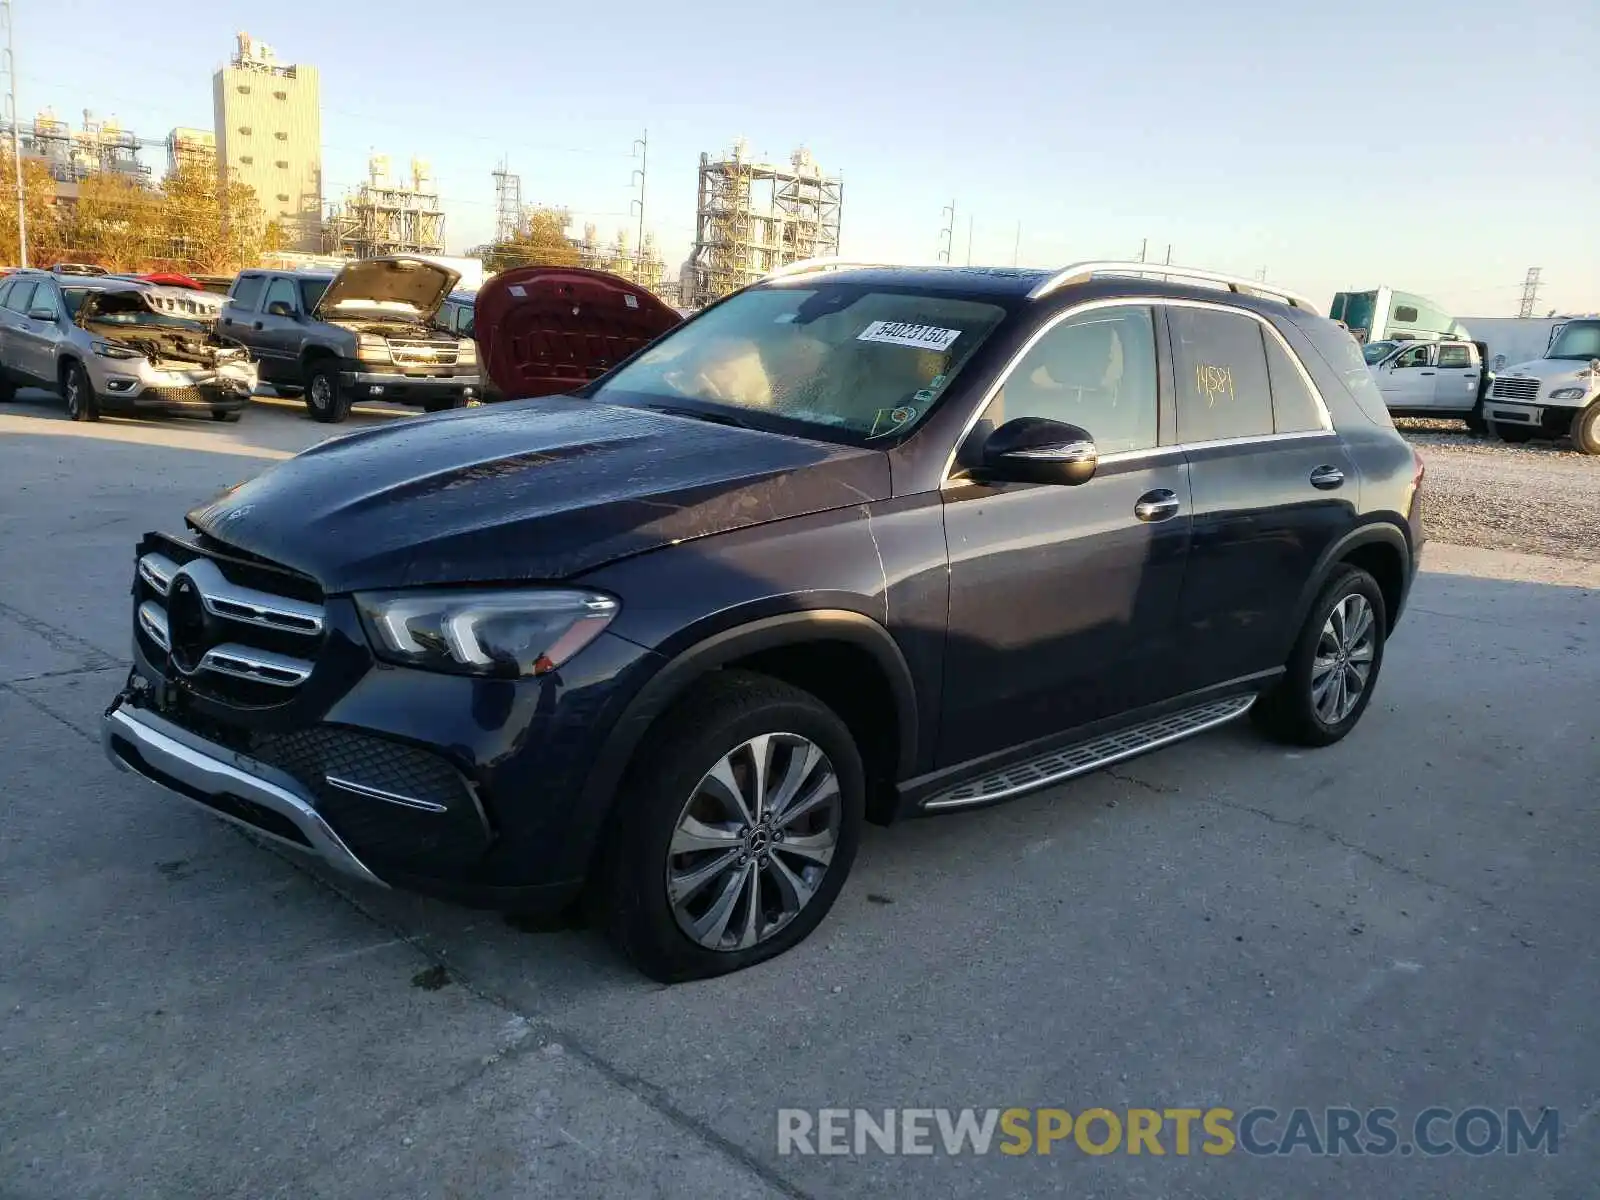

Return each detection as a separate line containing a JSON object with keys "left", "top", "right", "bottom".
{"left": 2, "top": 392, "right": 1595, "bottom": 1199}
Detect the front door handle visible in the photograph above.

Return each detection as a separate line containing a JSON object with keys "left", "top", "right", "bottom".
{"left": 1419, "top": 370, "right": 1435, "bottom": 376}
{"left": 1134, "top": 489, "right": 1181, "bottom": 522}
{"left": 1309, "top": 465, "right": 1345, "bottom": 490}
{"left": 252, "top": 321, "right": 264, "bottom": 331}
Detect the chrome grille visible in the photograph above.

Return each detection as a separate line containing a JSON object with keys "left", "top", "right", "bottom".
{"left": 1490, "top": 376, "right": 1541, "bottom": 401}
{"left": 134, "top": 544, "right": 324, "bottom": 701}
{"left": 387, "top": 338, "right": 458, "bottom": 367}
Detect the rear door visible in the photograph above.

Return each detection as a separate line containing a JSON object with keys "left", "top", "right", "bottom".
{"left": 1163, "top": 303, "right": 1357, "bottom": 691}
{"left": 0, "top": 280, "right": 44, "bottom": 383}
{"left": 1432, "top": 341, "right": 1481, "bottom": 412}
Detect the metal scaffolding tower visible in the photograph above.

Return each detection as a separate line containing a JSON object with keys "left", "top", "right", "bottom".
{"left": 492, "top": 161, "right": 524, "bottom": 244}
{"left": 684, "top": 141, "right": 842, "bottom": 308}
{"left": 327, "top": 154, "right": 445, "bottom": 258}
{"left": 1517, "top": 267, "right": 1542, "bottom": 319}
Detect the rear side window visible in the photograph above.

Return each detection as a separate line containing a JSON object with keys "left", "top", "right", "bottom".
{"left": 230, "top": 274, "right": 266, "bottom": 311}
{"left": 1166, "top": 307, "right": 1275, "bottom": 443}
{"left": 1263, "top": 334, "right": 1326, "bottom": 433}
{"left": 1437, "top": 344, "right": 1472, "bottom": 368}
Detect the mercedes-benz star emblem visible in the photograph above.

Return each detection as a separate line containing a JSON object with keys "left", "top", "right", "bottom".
{"left": 166, "top": 573, "right": 209, "bottom": 674}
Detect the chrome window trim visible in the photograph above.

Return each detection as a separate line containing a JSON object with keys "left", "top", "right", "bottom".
{"left": 938, "top": 296, "right": 1337, "bottom": 485}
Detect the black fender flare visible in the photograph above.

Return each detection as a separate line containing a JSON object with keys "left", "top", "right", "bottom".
{"left": 1287, "top": 520, "right": 1413, "bottom": 644}
{"left": 565, "top": 610, "right": 919, "bottom": 877}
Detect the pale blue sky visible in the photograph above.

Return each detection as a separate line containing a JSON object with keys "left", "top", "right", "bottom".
{"left": 27, "top": 0, "right": 1600, "bottom": 314}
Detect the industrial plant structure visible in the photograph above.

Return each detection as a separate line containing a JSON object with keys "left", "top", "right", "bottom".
{"left": 326, "top": 155, "right": 446, "bottom": 258}
{"left": 213, "top": 32, "right": 322, "bottom": 252}
{"left": 683, "top": 141, "right": 842, "bottom": 308}
{"left": 16, "top": 110, "right": 149, "bottom": 183}
{"left": 166, "top": 128, "right": 216, "bottom": 174}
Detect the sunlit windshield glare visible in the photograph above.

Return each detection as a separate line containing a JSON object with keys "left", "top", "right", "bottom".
{"left": 1547, "top": 321, "right": 1600, "bottom": 361}
{"left": 592, "top": 284, "right": 1007, "bottom": 439}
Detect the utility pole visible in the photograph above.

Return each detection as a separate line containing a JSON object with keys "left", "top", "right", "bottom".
{"left": 1013, "top": 221, "right": 1021, "bottom": 267}
{"left": 1517, "top": 267, "right": 1542, "bottom": 319}
{"left": 966, "top": 214, "right": 973, "bottom": 266}
{"left": 1139, "top": 237, "right": 1147, "bottom": 263}
{"left": 937, "top": 200, "right": 955, "bottom": 263}
{"left": 2, "top": 0, "right": 24, "bottom": 267}
{"left": 630, "top": 129, "right": 648, "bottom": 280}
{"left": 1164, "top": 244, "right": 1172, "bottom": 265}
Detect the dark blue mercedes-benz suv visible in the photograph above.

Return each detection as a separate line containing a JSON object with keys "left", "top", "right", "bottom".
{"left": 102, "top": 259, "right": 1425, "bottom": 982}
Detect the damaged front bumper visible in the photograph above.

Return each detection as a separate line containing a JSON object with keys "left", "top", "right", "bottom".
{"left": 97, "top": 359, "right": 259, "bottom": 410}
{"left": 102, "top": 675, "right": 387, "bottom": 887}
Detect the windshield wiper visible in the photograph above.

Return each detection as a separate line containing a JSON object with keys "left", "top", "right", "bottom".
{"left": 644, "top": 403, "right": 755, "bottom": 430}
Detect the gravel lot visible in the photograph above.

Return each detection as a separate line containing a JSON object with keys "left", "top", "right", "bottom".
{"left": 3, "top": 394, "right": 1597, "bottom": 1200}
{"left": 1395, "top": 419, "right": 1599, "bottom": 563}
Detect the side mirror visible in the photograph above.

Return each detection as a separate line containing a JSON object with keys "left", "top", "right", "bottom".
{"left": 265, "top": 300, "right": 296, "bottom": 318}
{"left": 979, "top": 416, "right": 1097, "bottom": 486}
{"left": 27, "top": 307, "right": 56, "bottom": 322}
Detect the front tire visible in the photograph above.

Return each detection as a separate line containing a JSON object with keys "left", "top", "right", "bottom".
{"left": 1490, "top": 420, "right": 1533, "bottom": 444}
{"left": 304, "top": 363, "right": 350, "bottom": 423}
{"left": 1571, "top": 401, "right": 1600, "bottom": 456}
{"left": 591, "top": 671, "right": 865, "bottom": 983}
{"left": 62, "top": 362, "right": 99, "bottom": 422}
{"left": 1252, "top": 566, "right": 1387, "bottom": 748}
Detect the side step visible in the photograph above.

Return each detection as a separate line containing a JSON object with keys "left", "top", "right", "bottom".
{"left": 922, "top": 695, "right": 1257, "bottom": 811}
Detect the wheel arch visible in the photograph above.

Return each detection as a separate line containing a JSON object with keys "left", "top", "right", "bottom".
{"left": 570, "top": 610, "right": 919, "bottom": 880}
{"left": 1290, "top": 521, "right": 1413, "bottom": 646}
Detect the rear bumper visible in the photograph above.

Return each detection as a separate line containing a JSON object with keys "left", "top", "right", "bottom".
{"left": 102, "top": 700, "right": 387, "bottom": 887}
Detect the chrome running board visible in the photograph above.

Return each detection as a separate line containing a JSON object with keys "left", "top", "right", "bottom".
{"left": 922, "top": 695, "right": 1256, "bottom": 811}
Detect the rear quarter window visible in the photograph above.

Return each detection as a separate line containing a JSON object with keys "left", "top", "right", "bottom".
{"left": 1166, "top": 307, "right": 1276, "bottom": 443}
{"left": 1296, "top": 316, "right": 1395, "bottom": 429}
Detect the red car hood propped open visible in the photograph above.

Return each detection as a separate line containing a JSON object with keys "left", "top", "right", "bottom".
{"left": 474, "top": 266, "right": 683, "bottom": 400}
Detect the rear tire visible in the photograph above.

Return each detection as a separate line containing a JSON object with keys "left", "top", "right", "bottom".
{"left": 62, "top": 362, "right": 99, "bottom": 423}
{"left": 590, "top": 670, "right": 865, "bottom": 983}
{"left": 1252, "top": 566, "right": 1387, "bottom": 748}
{"left": 422, "top": 398, "right": 462, "bottom": 414}
{"left": 1571, "top": 401, "right": 1600, "bottom": 456}
{"left": 0, "top": 371, "right": 16, "bottom": 402}
{"left": 304, "top": 363, "right": 350, "bottom": 423}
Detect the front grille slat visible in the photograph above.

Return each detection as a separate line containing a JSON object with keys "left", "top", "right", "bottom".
{"left": 1490, "top": 377, "right": 1541, "bottom": 401}
{"left": 135, "top": 542, "right": 325, "bottom": 705}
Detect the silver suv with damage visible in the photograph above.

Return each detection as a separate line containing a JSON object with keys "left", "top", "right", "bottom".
{"left": 0, "top": 271, "right": 257, "bottom": 423}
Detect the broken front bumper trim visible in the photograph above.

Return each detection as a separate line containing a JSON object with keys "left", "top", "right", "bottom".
{"left": 101, "top": 702, "right": 388, "bottom": 888}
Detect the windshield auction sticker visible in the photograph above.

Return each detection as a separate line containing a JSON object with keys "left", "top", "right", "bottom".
{"left": 857, "top": 321, "right": 963, "bottom": 352}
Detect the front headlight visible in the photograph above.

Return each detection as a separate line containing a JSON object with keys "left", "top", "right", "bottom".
{"left": 355, "top": 588, "right": 619, "bottom": 678}
{"left": 457, "top": 338, "right": 477, "bottom": 365}
{"left": 91, "top": 340, "right": 142, "bottom": 360}
{"left": 1549, "top": 387, "right": 1589, "bottom": 400}
{"left": 356, "top": 333, "right": 392, "bottom": 364}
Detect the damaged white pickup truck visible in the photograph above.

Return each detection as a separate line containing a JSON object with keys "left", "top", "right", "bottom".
{"left": 0, "top": 270, "right": 258, "bottom": 423}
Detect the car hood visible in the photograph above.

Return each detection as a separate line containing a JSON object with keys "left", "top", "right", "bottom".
{"left": 1496, "top": 356, "right": 1599, "bottom": 383}
{"left": 473, "top": 266, "right": 684, "bottom": 400}
{"left": 185, "top": 399, "right": 891, "bottom": 592}
{"left": 312, "top": 257, "right": 460, "bottom": 322}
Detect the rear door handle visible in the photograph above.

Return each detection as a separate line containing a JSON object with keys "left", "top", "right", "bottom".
{"left": 1310, "top": 465, "right": 1345, "bottom": 490}
{"left": 1134, "top": 489, "right": 1181, "bottom": 522}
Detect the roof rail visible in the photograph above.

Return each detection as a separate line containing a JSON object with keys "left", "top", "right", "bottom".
{"left": 1028, "top": 261, "right": 1316, "bottom": 311}
{"left": 760, "top": 256, "right": 903, "bottom": 281}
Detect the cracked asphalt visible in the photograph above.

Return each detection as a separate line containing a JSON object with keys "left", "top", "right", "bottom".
{"left": 2, "top": 392, "right": 1597, "bottom": 1199}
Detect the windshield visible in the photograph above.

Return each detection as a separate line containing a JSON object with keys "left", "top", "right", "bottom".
{"left": 1546, "top": 320, "right": 1600, "bottom": 361}
{"left": 299, "top": 278, "right": 330, "bottom": 312}
{"left": 62, "top": 288, "right": 99, "bottom": 318}
{"left": 589, "top": 283, "right": 1008, "bottom": 442}
{"left": 1362, "top": 340, "right": 1399, "bottom": 364}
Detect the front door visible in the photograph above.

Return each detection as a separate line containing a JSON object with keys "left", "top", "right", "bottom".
{"left": 253, "top": 277, "right": 307, "bottom": 385}
{"left": 1163, "top": 304, "right": 1358, "bottom": 690}
{"left": 938, "top": 304, "right": 1192, "bottom": 767}
{"left": 1377, "top": 341, "right": 1437, "bottom": 409}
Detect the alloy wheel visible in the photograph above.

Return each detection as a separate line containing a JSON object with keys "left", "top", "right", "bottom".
{"left": 64, "top": 371, "right": 81, "bottom": 417}
{"left": 1312, "top": 594, "right": 1376, "bottom": 724}
{"left": 309, "top": 375, "right": 331, "bottom": 412}
{"left": 666, "top": 732, "right": 842, "bottom": 952}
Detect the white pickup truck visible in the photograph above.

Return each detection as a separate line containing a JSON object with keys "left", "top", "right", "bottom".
{"left": 1367, "top": 337, "right": 1490, "bottom": 433}
{"left": 1479, "top": 317, "right": 1600, "bottom": 454}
